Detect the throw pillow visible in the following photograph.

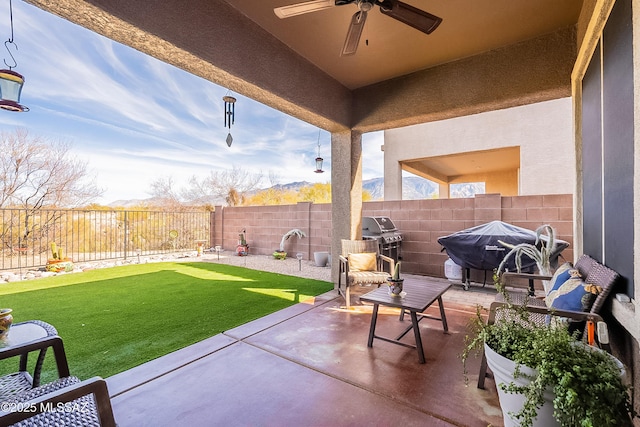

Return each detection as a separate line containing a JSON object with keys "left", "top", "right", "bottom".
{"left": 348, "top": 252, "right": 377, "bottom": 272}
{"left": 544, "top": 262, "right": 574, "bottom": 307}
{"left": 546, "top": 270, "right": 602, "bottom": 313}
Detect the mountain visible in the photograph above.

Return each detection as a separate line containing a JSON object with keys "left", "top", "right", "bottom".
{"left": 107, "top": 177, "right": 440, "bottom": 207}
{"left": 363, "top": 176, "right": 438, "bottom": 200}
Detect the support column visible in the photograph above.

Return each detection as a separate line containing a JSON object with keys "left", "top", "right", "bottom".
{"left": 331, "top": 130, "right": 363, "bottom": 283}
{"left": 383, "top": 145, "right": 403, "bottom": 201}
{"left": 438, "top": 183, "right": 449, "bottom": 198}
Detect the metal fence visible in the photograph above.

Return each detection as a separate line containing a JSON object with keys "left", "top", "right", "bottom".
{"left": 0, "top": 209, "right": 211, "bottom": 271}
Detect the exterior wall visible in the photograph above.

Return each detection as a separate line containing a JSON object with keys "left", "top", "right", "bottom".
{"left": 573, "top": 0, "right": 640, "bottom": 416}
{"left": 383, "top": 98, "right": 574, "bottom": 199}
{"left": 212, "top": 194, "right": 573, "bottom": 280}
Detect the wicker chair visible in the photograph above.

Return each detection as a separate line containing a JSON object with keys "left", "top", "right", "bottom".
{"left": 338, "top": 239, "right": 394, "bottom": 307}
{"left": 0, "top": 376, "right": 116, "bottom": 426}
{"left": 477, "top": 254, "right": 620, "bottom": 389}
{"left": 0, "top": 320, "right": 70, "bottom": 402}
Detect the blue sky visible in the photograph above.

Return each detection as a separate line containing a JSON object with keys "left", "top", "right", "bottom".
{"left": 0, "top": 1, "right": 384, "bottom": 204}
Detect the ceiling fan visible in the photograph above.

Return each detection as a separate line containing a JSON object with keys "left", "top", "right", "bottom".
{"left": 274, "top": 0, "right": 442, "bottom": 56}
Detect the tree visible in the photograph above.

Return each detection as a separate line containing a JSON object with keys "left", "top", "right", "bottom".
{"left": 243, "top": 187, "right": 298, "bottom": 206}
{"left": 0, "top": 129, "right": 103, "bottom": 250}
{"left": 242, "top": 182, "right": 372, "bottom": 206}
{"left": 0, "top": 129, "right": 102, "bottom": 209}
{"left": 149, "top": 165, "right": 264, "bottom": 208}
{"left": 148, "top": 176, "right": 185, "bottom": 210}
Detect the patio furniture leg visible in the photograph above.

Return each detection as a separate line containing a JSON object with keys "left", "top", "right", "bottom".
{"left": 410, "top": 310, "right": 426, "bottom": 364}
{"left": 345, "top": 283, "right": 351, "bottom": 308}
{"left": 367, "top": 304, "right": 379, "bottom": 347}
{"left": 477, "top": 349, "right": 489, "bottom": 389}
{"left": 437, "top": 296, "right": 448, "bottom": 332}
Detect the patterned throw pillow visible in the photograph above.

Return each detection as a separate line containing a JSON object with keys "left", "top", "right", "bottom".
{"left": 348, "top": 252, "right": 377, "bottom": 272}
{"left": 545, "top": 263, "right": 601, "bottom": 312}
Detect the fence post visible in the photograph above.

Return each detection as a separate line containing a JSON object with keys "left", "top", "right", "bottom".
{"left": 124, "top": 211, "right": 129, "bottom": 260}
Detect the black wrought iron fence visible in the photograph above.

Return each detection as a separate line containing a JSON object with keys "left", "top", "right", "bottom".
{"left": 0, "top": 209, "right": 211, "bottom": 271}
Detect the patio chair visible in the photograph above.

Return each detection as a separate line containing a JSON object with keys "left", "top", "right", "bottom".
{"left": 477, "top": 254, "right": 620, "bottom": 389}
{"left": 338, "top": 239, "right": 394, "bottom": 308}
{"left": 0, "top": 376, "right": 116, "bottom": 426}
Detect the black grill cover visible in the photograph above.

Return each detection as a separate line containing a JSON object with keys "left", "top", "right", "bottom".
{"left": 437, "top": 221, "right": 569, "bottom": 271}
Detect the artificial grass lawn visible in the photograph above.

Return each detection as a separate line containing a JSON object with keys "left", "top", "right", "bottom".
{"left": 0, "top": 262, "right": 332, "bottom": 382}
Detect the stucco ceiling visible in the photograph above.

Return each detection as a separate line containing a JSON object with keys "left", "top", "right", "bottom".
{"left": 25, "top": 0, "right": 585, "bottom": 132}
{"left": 227, "top": 0, "right": 584, "bottom": 90}
{"left": 403, "top": 147, "right": 520, "bottom": 182}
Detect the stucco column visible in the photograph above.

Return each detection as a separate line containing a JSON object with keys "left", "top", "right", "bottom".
{"left": 383, "top": 138, "right": 403, "bottom": 200}
{"left": 439, "top": 183, "right": 449, "bottom": 198}
{"left": 331, "top": 130, "right": 363, "bottom": 284}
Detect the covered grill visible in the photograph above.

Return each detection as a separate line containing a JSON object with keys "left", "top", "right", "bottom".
{"left": 362, "top": 216, "right": 403, "bottom": 267}
{"left": 438, "top": 221, "right": 569, "bottom": 289}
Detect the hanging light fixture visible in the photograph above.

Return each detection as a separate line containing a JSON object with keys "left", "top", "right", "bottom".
{"left": 0, "top": 0, "right": 28, "bottom": 112}
{"left": 223, "top": 92, "right": 236, "bottom": 147}
{"left": 314, "top": 130, "right": 324, "bottom": 173}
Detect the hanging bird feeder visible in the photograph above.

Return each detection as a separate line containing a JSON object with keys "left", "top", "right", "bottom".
{"left": 0, "top": 0, "right": 28, "bottom": 112}
{"left": 314, "top": 130, "right": 324, "bottom": 173}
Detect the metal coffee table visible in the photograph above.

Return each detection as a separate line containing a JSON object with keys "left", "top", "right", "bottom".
{"left": 359, "top": 280, "right": 450, "bottom": 363}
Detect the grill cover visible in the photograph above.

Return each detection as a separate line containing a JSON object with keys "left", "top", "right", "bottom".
{"left": 437, "top": 221, "right": 569, "bottom": 271}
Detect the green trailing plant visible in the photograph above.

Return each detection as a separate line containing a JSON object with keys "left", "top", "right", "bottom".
{"left": 461, "top": 276, "right": 635, "bottom": 427}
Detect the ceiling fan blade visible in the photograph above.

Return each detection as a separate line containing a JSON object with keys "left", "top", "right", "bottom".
{"left": 274, "top": 0, "right": 336, "bottom": 18}
{"left": 379, "top": 0, "right": 442, "bottom": 34}
{"left": 341, "top": 10, "right": 367, "bottom": 56}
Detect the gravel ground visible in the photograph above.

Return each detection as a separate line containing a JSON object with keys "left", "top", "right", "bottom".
{"left": 201, "top": 252, "right": 333, "bottom": 282}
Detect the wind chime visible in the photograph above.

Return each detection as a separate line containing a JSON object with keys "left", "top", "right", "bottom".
{"left": 223, "top": 93, "right": 236, "bottom": 147}
{"left": 314, "top": 130, "right": 324, "bottom": 173}
{"left": 0, "top": 0, "right": 28, "bottom": 112}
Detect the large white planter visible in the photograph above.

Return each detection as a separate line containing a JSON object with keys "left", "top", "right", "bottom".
{"left": 484, "top": 343, "right": 625, "bottom": 427}
{"left": 484, "top": 343, "right": 558, "bottom": 427}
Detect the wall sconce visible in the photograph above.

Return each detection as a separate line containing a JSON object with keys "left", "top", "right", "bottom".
{"left": 314, "top": 130, "right": 324, "bottom": 173}
{"left": 0, "top": 0, "right": 28, "bottom": 112}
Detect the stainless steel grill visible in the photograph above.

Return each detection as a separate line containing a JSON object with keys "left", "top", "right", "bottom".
{"left": 362, "top": 216, "right": 403, "bottom": 268}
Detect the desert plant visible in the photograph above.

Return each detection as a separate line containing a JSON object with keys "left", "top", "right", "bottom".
{"left": 279, "top": 229, "right": 306, "bottom": 252}
{"left": 50, "top": 242, "right": 64, "bottom": 260}
{"left": 497, "top": 224, "right": 557, "bottom": 277}
{"left": 390, "top": 261, "right": 402, "bottom": 281}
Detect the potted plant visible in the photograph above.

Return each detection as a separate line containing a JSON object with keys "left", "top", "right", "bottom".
{"left": 0, "top": 308, "right": 13, "bottom": 339}
{"left": 462, "top": 279, "right": 634, "bottom": 427}
{"left": 273, "top": 229, "right": 306, "bottom": 260}
{"left": 387, "top": 261, "right": 403, "bottom": 296}
{"left": 45, "top": 242, "right": 74, "bottom": 272}
{"left": 236, "top": 230, "right": 249, "bottom": 256}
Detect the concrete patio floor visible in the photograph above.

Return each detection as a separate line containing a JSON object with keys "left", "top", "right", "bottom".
{"left": 106, "top": 273, "right": 503, "bottom": 426}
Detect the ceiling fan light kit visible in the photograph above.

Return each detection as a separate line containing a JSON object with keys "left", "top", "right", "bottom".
{"left": 274, "top": 0, "right": 442, "bottom": 56}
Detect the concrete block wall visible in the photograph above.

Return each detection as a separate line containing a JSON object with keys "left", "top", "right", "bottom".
{"left": 213, "top": 194, "right": 573, "bottom": 279}
{"left": 215, "top": 203, "right": 331, "bottom": 260}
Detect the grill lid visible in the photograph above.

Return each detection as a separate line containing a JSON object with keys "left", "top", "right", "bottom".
{"left": 437, "top": 220, "right": 568, "bottom": 271}
{"left": 362, "top": 216, "right": 398, "bottom": 235}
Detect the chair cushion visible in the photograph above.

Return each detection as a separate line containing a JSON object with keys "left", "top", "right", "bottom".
{"left": 348, "top": 252, "right": 377, "bottom": 272}
{"left": 348, "top": 271, "right": 390, "bottom": 285}
{"left": 545, "top": 264, "right": 601, "bottom": 312}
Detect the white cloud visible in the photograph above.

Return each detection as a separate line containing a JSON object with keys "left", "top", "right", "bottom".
{"left": 0, "top": 1, "right": 384, "bottom": 204}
